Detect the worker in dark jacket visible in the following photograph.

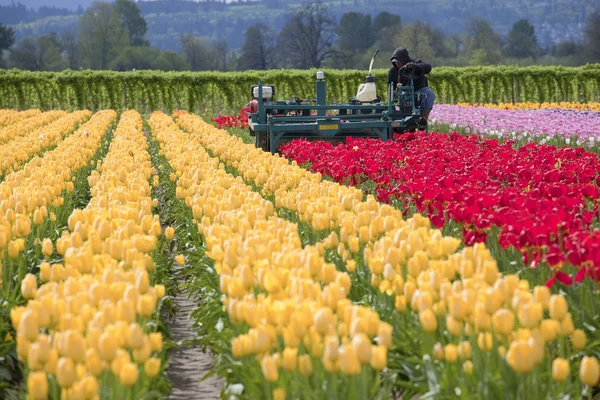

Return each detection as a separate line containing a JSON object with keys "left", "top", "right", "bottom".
{"left": 388, "top": 47, "right": 436, "bottom": 128}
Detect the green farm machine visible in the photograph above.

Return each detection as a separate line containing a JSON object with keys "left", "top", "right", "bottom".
{"left": 248, "top": 51, "right": 429, "bottom": 153}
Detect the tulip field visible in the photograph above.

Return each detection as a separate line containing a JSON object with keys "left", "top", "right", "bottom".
{"left": 0, "top": 102, "right": 600, "bottom": 400}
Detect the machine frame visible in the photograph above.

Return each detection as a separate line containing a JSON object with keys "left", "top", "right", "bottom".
{"left": 249, "top": 71, "right": 428, "bottom": 153}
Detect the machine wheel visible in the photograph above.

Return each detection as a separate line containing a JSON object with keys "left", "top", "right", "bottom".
{"left": 256, "top": 131, "right": 270, "bottom": 152}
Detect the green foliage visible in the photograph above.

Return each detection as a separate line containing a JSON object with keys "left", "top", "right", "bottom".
{"left": 78, "top": 2, "right": 128, "bottom": 69}
{"left": 0, "top": 66, "right": 599, "bottom": 114}
{"left": 505, "top": 19, "right": 539, "bottom": 59}
{"left": 464, "top": 18, "right": 503, "bottom": 65}
{"left": 0, "top": 25, "right": 15, "bottom": 53}
{"left": 239, "top": 23, "right": 276, "bottom": 70}
{"left": 585, "top": 10, "right": 600, "bottom": 62}
{"left": 115, "top": 0, "right": 149, "bottom": 47}
{"left": 335, "top": 12, "right": 375, "bottom": 64}
{"left": 8, "top": 35, "right": 66, "bottom": 71}
{"left": 276, "top": 2, "right": 337, "bottom": 69}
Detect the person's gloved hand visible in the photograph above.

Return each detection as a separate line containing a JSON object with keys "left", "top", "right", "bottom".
{"left": 404, "top": 62, "right": 415, "bottom": 69}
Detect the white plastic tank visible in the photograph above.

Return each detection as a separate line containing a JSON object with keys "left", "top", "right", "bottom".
{"left": 356, "top": 75, "right": 377, "bottom": 103}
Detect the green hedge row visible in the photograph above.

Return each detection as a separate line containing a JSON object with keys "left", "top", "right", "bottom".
{"left": 0, "top": 65, "right": 599, "bottom": 112}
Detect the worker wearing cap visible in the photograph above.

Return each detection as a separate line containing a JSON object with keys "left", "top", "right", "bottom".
{"left": 388, "top": 47, "right": 436, "bottom": 129}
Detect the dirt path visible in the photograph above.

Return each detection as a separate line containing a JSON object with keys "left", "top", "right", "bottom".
{"left": 166, "top": 288, "right": 223, "bottom": 400}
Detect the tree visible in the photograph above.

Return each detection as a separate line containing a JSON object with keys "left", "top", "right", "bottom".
{"left": 584, "top": 10, "right": 600, "bottom": 62}
{"left": 505, "top": 19, "right": 539, "bottom": 59}
{"left": 155, "top": 51, "right": 189, "bottom": 71}
{"left": 79, "top": 3, "right": 128, "bottom": 69}
{"left": 238, "top": 23, "right": 276, "bottom": 70}
{"left": 276, "top": 2, "right": 337, "bottom": 68}
{"left": 373, "top": 11, "right": 401, "bottom": 35}
{"left": 60, "top": 30, "right": 79, "bottom": 69}
{"left": 9, "top": 36, "right": 66, "bottom": 71}
{"left": 115, "top": 0, "right": 148, "bottom": 47}
{"left": 212, "top": 38, "right": 230, "bottom": 71}
{"left": 335, "top": 12, "right": 375, "bottom": 66}
{"left": 0, "top": 24, "right": 15, "bottom": 65}
{"left": 111, "top": 46, "right": 160, "bottom": 70}
{"left": 181, "top": 33, "right": 214, "bottom": 71}
{"left": 464, "top": 18, "right": 502, "bottom": 65}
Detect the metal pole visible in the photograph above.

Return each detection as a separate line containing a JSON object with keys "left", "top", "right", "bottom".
{"left": 316, "top": 71, "right": 326, "bottom": 117}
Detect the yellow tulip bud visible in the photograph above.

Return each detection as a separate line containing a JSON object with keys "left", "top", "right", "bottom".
{"left": 540, "top": 319, "right": 559, "bottom": 342}
{"left": 559, "top": 313, "right": 575, "bottom": 337}
{"left": 41, "top": 238, "right": 53, "bottom": 258}
{"left": 533, "top": 286, "right": 550, "bottom": 310}
{"left": 580, "top": 356, "right": 600, "bottom": 386}
{"left": 261, "top": 355, "right": 279, "bottom": 382}
{"left": 98, "top": 332, "right": 117, "bottom": 361}
{"left": 458, "top": 341, "right": 472, "bottom": 360}
{"left": 572, "top": 329, "right": 587, "bottom": 351}
{"left": 282, "top": 347, "right": 298, "bottom": 371}
{"left": 165, "top": 226, "right": 175, "bottom": 240}
{"left": 144, "top": 357, "right": 161, "bottom": 377}
{"left": 27, "top": 371, "right": 49, "bottom": 400}
{"left": 477, "top": 332, "right": 493, "bottom": 352}
{"left": 376, "top": 322, "right": 392, "bottom": 349}
{"left": 549, "top": 295, "right": 568, "bottom": 321}
{"left": 137, "top": 294, "right": 156, "bottom": 318}
{"left": 56, "top": 357, "right": 75, "bottom": 388}
{"left": 419, "top": 309, "right": 438, "bottom": 333}
{"left": 298, "top": 354, "right": 313, "bottom": 376}
{"left": 120, "top": 362, "right": 139, "bottom": 387}
{"left": 85, "top": 348, "right": 103, "bottom": 377}
{"left": 444, "top": 344, "right": 458, "bottom": 363}
{"left": 149, "top": 332, "right": 163, "bottom": 352}
{"left": 176, "top": 254, "right": 185, "bottom": 265}
{"left": 491, "top": 309, "right": 514, "bottom": 337}
{"left": 552, "top": 358, "right": 570, "bottom": 382}
{"left": 370, "top": 345, "right": 387, "bottom": 371}
{"left": 273, "top": 388, "right": 286, "bottom": 400}
{"left": 506, "top": 340, "right": 534, "bottom": 373}
{"left": 352, "top": 333, "right": 372, "bottom": 364}
{"left": 463, "top": 360, "right": 473, "bottom": 375}
{"left": 21, "top": 273, "right": 38, "bottom": 300}
{"left": 128, "top": 323, "right": 144, "bottom": 349}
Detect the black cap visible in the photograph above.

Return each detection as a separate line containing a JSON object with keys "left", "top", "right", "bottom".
{"left": 366, "top": 75, "right": 375, "bottom": 83}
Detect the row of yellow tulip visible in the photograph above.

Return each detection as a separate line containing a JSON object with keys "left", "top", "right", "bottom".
{"left": 0, "top": 109, "right": 41, "bottom": 128}
{"left": 0, "top": 111, "right": 92, "bottom": 177}
{"left": 456, "top": 101, "right": 600, "bottom": 111}
{"left": 0, "top": 110, "right": 65, "bottom": 145}
{"left": 0, "top": 110, "right": 115, "bottom": 299}
{"left": 175, "top": 114, "right": 599, "bottom": 395}
{"left": 14, "top": 110, "right": 166, "bottom": 400}
{"left": 150, "top": 111, "right": 391, "bottom": 399}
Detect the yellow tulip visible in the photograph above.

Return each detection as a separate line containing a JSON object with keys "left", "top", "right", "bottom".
{"left": 572, "top": 329, "right": 587, "bottom": 351}
{"left": 165, "top": 226, "right": 175, "bottom": 240}
{"left": 282, "top": 347, "right": 298, "bottom": 371}
{"left": 298, "top": 354, "right": 313, "bottom": 376}
{"left": 261, "top": 355, "right": 279, "bottom": 382}
{"left": 144, "top": 357, "right": 161, "bottom": 377}
{"left": 273, "top": 388, "right": 286, "bottom": 400}
{"left": 549, "top": 295, "right": 568, "bottom": 321}
{"left": 580, "top": 356, "right": 600, "bottom": 386}
{"left": 27, "top": 371, "right": 49, "bottom": 400}
{"left": 119, "top": 362, "right": 139, "bottom": 386}
{"left": 419, "top": 309, "right": 437, "bottom": 333}
{"left": 552, "top": 358, "right": 569, "bottom": 382}
{"left": 56, "top": 357, "right": 75, "bottom": 388}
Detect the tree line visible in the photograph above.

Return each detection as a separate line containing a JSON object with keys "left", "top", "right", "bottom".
{"left": 0, "top": 1, "right": 598, "bottom": 72}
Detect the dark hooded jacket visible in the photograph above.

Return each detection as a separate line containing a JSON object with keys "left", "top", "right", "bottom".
{"left": 387, "top": 47, "right": 432, "bottom": 90}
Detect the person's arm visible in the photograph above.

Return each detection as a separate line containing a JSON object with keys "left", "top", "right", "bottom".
{"left": 411, "top": 59, "right": 432, "bottom": 74}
